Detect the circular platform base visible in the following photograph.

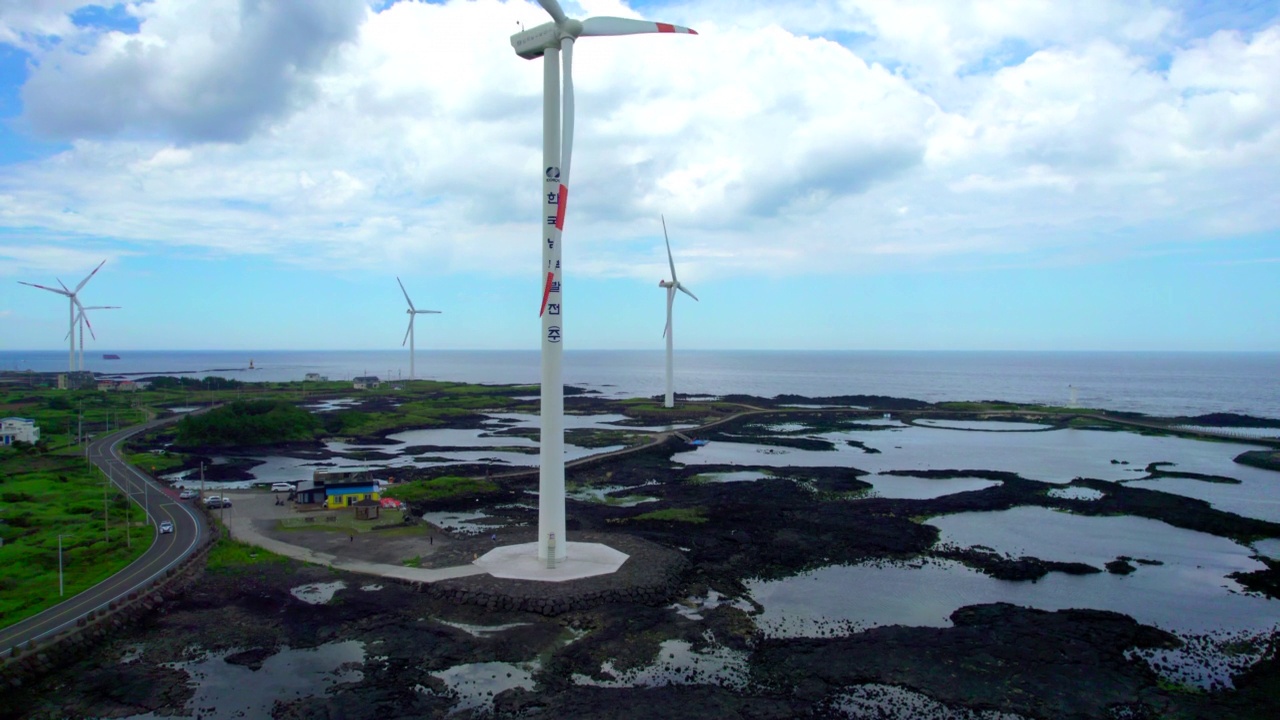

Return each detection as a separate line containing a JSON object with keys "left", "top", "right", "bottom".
{"left": 475, "top": 541, "right": 629, "bottom": 582}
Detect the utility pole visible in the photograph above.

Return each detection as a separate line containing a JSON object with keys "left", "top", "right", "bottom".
{"left": 58, "top": 534, "right": 65, "bottom": 596}
{"left": 103, "top": 468, "right": 109, "bottom": 542}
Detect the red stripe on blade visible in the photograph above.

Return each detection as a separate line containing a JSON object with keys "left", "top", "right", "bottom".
{"left": 540, "top": 272, "right": 554, "bottom": 317}
{"left": 555, "top": 184, "right": 568, "bottom": 230}
{"left": 656, "top": 23, "right": 675, "bottom": 32}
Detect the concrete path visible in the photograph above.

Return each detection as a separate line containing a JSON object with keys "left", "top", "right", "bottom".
{"left": 221, "top": 490, "right": 486, "bottom": 583}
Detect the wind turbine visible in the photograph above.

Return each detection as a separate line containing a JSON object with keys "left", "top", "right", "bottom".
{"left": 65, "top": 305, "right": 122, "bottom": 371}
{"left": 397, "top": 277, "right": 440, "bottom": 381}
{"left": 18, "top": 260, "right": 107, "bottom": 373}
{"left": 511, "top": 1, "right": 696, "bottom": 564}
{"left": 658, "top": 216, "right": 698, "bottom": 408}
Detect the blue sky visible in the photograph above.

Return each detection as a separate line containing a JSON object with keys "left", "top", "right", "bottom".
{"left": 1, "top": 0, "right": 1278, "bottom": 352}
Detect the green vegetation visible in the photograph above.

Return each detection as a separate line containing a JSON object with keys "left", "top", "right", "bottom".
{"left": 385, "top": 476, "right": 499, "bottom": 503}
{"left": 175, "top": 399, "right": 321, "bottom": 447}
{"left": 627, "top": 507, "right": 708, "bottom": 524}
{"left": 125, "top": 451, "right": 187, "bottom": 474}
{"left": 0, "top": 449, "right": 150, "bottom": 626}
{"left": 205, "top": 537, "right": 291, "bottom": 572}
{"left": 1235, "top": 450, "right": 1280, "bottom": 472}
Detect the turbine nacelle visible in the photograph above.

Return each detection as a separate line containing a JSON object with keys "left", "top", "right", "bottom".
{"left": 511, "top": 21, "right": 560, "bottom": 59}
{"left": 659, "top": 279, "right": 674, "bottom": 288}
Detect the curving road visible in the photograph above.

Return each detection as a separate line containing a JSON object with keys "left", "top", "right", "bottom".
{"left": 0, "top": 414, "right": 208, "bottom": 658}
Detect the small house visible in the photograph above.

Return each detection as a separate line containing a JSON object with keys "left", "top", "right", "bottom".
{"left": 292, "top": 479, "right": 323, "bottom": 505}
{"left": 352, "top": 376, "right": 381, "bottom": 390}
{"left": 97, "top": 379, "right": 117, "bottom": 391}
{"left": 323, "top": 481, "right": 381, "bottom": 509}
{"left": 1, "top": 417, "right": 40, "bottom": 446}
{"left": 304, "top": 373, "right": 328, "bottom": 382}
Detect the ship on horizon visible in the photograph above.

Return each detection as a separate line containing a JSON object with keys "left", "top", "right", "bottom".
{"left": 102, "top": 354, "right": 120, "bottom": 360}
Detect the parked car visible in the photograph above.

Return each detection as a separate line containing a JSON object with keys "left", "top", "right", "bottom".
{"left": 159, "top": 520, "right": 174, "bottom": 534}
{"left": 270, "top": 482, "right": 295, "bottom": 493}
{"left": 204, "top": 496, "right": 232, "bottom": 508}
{"left": 178, "top": 489, "right": 197, "bottom": 500}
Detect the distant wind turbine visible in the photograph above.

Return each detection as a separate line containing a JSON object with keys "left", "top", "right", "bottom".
{"left": 19, "top": 260, "right": 107, "bottom": 373}
{"left": 397, "top": 277, "right": 440, "bottom": 381}
{"left": 65, "top": 305, "right": 121, "bottom": 371}
{"left": 512, "top": 0, "right": 696, "bottom": 566}
{"left": 658, "top": 216, "right": 698, "bottom": 408}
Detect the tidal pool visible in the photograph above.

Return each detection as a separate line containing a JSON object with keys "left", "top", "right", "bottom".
{"left": 831, "top": 684, "right": 1028, "bottom": 720}
{"left": 864, "top": 474, "right": 1002, "bottom": 499}
{"left": 568, "top": 484, "right": 659, "bottom": 506}
{"left": 675, "top": 426, "right": 1274, "bottom": 492}
{"left": 1046, "top": 486, "right": 1105, "bottom": 501}
{"left": 1255, "top": 538, "right": 1280, "bottom": 559}
{"left": 571, "top": 638, "right": 749, "bottom": 690}
{"left": 123, "top": 641, "right": 365, "bottom": 720}
{"left": 694, "top": 470, "right": 772, "bottom": 484}
{"left": 290, "top": 580, "right": 347, "bottom": 605}
{"left": 914, "top": 419, "right": 1053, "bottom": 431}
{"left": 429, "top": 660, "right": 538, "bottom": 714}
{"left": 748, "top": 508, "right": 1278, "bottom": 688}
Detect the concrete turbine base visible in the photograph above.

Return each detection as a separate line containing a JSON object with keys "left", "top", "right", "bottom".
{"left": 474, "top": 542, "right": 629, "bottom": 582}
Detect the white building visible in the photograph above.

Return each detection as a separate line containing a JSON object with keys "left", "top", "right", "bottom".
{"left": 352, "top": 376, "right": 381, "bottom": 390}
{"left": 1, "top": 417, "right": 40, "bottom": 446}
{"left": 304, "top": 373, "right": 328, "bottom": 382}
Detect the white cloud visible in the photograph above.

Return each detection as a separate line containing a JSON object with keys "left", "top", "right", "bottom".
{"left": 20, "top": 0, "right": 368, "bottom": 142}
{"left": 0, "top": 0, "right": 1277, "bottom": 285}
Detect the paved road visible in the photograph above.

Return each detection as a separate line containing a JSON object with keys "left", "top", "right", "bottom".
{"left": 0, "top": 415, "right": 208, "bottom": 658}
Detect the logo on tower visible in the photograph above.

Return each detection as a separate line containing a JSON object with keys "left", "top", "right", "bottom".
{"left": 547, "top": 326, "right": 561, "bottom": 343}
{"left": 546, "top": 167, "right": 560, "bottom": 181}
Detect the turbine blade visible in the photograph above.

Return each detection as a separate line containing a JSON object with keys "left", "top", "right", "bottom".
{"left": 82, "top": 312, "right": 97, "bottom": 341}
{"left": 416, "top": 310, "right": 442, "bottom": 314}
{"left": 561, "top": 37, "right": 575, "bottom": 188}
{"left": 581, "top": 17, "right": 698, "bottom": 37}
{"left": 402, "top": 316, "right": 413, "bottom": 347}
{"left": 678, "top": 283, "right": 699, "bottom": 302}
{"left": 18, "top": 281, "right": 71, "bottom": 296}
{"left": 396, "top": 276, "right": 415, "bottom": 311}
{"left": 662, "top": 215, "right": 677, "bottom": 282}
{"left": 74, "top": 259, "right": 107, "bottom": 293}
{"left": 538, "top": 0, "right": 568, "bottom": 25}
{"left": 663, "top": 316, "right": 670, "bottom": 338}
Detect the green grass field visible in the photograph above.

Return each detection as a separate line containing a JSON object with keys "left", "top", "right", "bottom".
{"left": 0, "top": 448, "right": 151, "bottom": 627}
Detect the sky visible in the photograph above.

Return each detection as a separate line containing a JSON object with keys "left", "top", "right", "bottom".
{"left": 0, "top": 0, "right": 1278, "bottom": 353}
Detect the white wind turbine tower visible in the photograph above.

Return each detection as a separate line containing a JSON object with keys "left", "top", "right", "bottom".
{"left": 511, "top": 0, "right": 696, "bottom": 565}
{"left": 658, "top": 216, "right": 698, "bottom": 408}
{"left": 397, "top": 277, "right": 441, "bottom": 381}
{"left": 66, "top": 305, "right": 122, "bottom": 371}
{"left": 18, "top": 260, "right": 107, "bottom": 373}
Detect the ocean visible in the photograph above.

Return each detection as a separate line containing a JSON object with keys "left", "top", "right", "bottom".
{"left": 2, "top": 349, "right": 1277, "bottom": 420}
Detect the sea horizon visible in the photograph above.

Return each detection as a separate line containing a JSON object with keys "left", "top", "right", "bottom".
{"left": 3, "top": 349, "right": 1277, "bottom": 420}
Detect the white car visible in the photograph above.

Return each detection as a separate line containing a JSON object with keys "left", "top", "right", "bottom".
{"left": 270, "top": 483, "right": 295, "bottom": 493}
{"left": 159, "top": 520, "right": 174, "bottom": 534}
{"left": 178, "top": 489, "right": 197, "bottom": 500}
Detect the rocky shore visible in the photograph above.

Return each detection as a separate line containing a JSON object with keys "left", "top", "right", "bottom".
{"left": 6, "top": 392, "right": 1280, "bottom": 719}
